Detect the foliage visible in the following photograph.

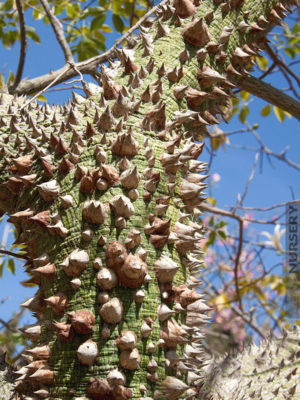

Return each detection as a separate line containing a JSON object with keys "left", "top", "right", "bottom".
{"left": 0, "top": 0, "right": 151, "bottom": 69}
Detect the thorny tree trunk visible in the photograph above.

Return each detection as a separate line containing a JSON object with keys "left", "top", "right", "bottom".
{"left": 0, "top": 0, "right": 297, "bottom": 399}
{"left": 1, "top": 328, "right": 300, "bottom": 400}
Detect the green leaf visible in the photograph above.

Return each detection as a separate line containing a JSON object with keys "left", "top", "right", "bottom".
{"left": 32, "top": 7, "right": 44, "bottom": 20}
{"left": 239, "top": 106, "right": 249, "bottom": 124}
{"left": 101, "top": 24, "right": 113, "bottom": 33}
{"left": 3, "top": 0, "right": 13, "bottom": 11}
{"left": 240, "top": 90, "right": 250, "bottom": 101}
{"left": 261, "top": 104, "right": 271, "bottom": 117}
{"left": 207, "top": 197, "right": 216, "bottom": 206}
{"left": 215, "top": 221, "right": 228, "bottom": 229}
{"left": 112, "top": 0, "right": 122, "bottom": 15}
{"left": 26, "top": 30, "right": 40, "bottom": 44}
{"left": 284, "top": 47, "right": 295, "bottom": 59}
{"left": 273, "top": 106, "right": 285, "bottom": 122}
{"left": 7, "top": 70, "right": 14, "bottom": 85}
{"left": 66, "top": 3, "right": 80, "bottom": 19}
{"left": 84, "top": 6, "right": 105, "bottom": 17}
{"left": 210, "top": 136, "right": 222, "bottom": 151}
{"left": 7, "top": 258, "right": 15, "bottom": 274}
{"left": 207, "top": 231, "right": 216, "bottom": 245}
{"left": 112, "top": 14, "right": 124, "bottom": 33}
{"left": 217, "top": 230, "right": 227, "bottom": 240}
{"left": 91, "top": 14, "right": 106, "bottom": 31}
{"left": 256, "top": 56, "right": 268, "bottom": 70}
{"left": 54, "top": 1, "right": 68, "bottom": 15}
{"left": 232, "top": 96, "right": 240, "bottom": 107}
{"left": 0, "top": 261, "right": 4, "bottom": 278}
{"left": 37, "top": 94, "right": 47, "bottom": 102}
{"left": 66, "top": 4, "right": 76, "bottom": 18}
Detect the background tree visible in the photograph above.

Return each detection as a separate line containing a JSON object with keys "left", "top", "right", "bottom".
{"left": 0, "top": 0, "right": 300, "bottom": 399}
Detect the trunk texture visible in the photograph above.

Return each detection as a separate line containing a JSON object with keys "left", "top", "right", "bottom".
{"left": 0, "top": 0, "right": 294, "bottom": 399}
{"left": 199, "top": 327, "right": 300, "bottom": 399}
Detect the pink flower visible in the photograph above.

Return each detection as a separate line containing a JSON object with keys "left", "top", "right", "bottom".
{"left": 243, "top": 213, "right": 253, "bottom": 229}
{"left": 211, "top": 173, "right": 221, "bottom": 183}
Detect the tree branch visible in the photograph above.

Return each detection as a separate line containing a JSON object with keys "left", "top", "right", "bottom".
{"left": 0, "top": 249, "right": 28, "bottom": 260}
{"left": 39, "top": 0, "right": 73, "bottom": 63}
{"left": 229, "top": 74, "right": 300, "bottom": 121}
{"left": 234, "top": 199, "right": 300, "bottom": 211}
{"left": 265, "top": 41, "right": 300, "bottom": 89}
{"left": 0, "top": 318, "right": 18, "bottom": 333}
{"left": 200, "top": 203, "right": 244, "bottom": 311}
{"left": 12, "top": 0, "right": 169, "bottom": 96}
{"left": 233, "top": 153, "right": 259, "bottom": 213}
{"left": 231, "top": 307, "right": 266, "bottom": 339}
{"left": 12, "top": 0, "right": 27, "bottom": 91}
{"left": 130, "top": 0, "right": 137, "bottom": 27}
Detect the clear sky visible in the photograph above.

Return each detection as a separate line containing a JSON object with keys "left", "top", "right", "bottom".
{"left": 0, "top": 7, "right": 299, "bottom": 334}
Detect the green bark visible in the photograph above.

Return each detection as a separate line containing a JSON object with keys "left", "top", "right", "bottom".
{"left": 199, "top": 328, "right": 300, "bottom": 399}
{"left": 0, "top": 353, "right": 15, "bottom": 399}
{"left": 0, "top": 0, "right": 294, "bottom": 399}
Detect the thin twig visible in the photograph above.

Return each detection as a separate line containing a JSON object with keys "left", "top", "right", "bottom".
{"left": 231, "top": 307, "right": 266, "bottom": 339}
{"left": 130, "top": 0, "right": 137, "bottom": 27}
{"left": 19, "top": 65, "right": 71, "bottom": 111}
{"left": 258, "top": 61, "right": 276, "bottom": 80}
{"left": 0, "top": 249, "right": 28, "bottom": 260}
{"left": 227, "top": 140, "right": 300, "bottom": 171}
{"left": 0, "top": 318, "right": 18, "bottom": 333}
{"left": 234, "top": 199, "right": 300, "bottom": 212}
{"left": 39, "top": 0, "right": 73, "bottom": 63}
{"left": 13, "top": 0, "right": 170, "bottom": 95}
{"left": 44, "top": 85, "right": 83, "bottom": 93}
{"left": 265, "top": 41, "right": 300, "bottom": 88}
{"left": 210, "top": 127, "right": 253, "bottom": 138}
{"left": 12, "top": 0, "right": 27, "bottom": 91}
{"left": 233, "top": 153, "right": 259, "bottom": 213}
{"left": 278, "top": 63, "right": 300, "bottom": 100}
{"left": 250, "top": 127, "right": 300, "bottom": 171}
{"left": 200, "top": 203, "right": 244, "bottom": 311}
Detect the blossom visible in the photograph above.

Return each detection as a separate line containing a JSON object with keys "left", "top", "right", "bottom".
{"left": 261, "top": 224, "right": 285, "bottom": 252}
{"left": 211, "top": 173, "right": 221, "bottom": 183}
{"left": 243, "top": 213, "right": 253, "bottom": 229}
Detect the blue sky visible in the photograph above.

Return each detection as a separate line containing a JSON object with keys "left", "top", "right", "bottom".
{"left": 0, "top": 7, "right": 299, "bottom": 332}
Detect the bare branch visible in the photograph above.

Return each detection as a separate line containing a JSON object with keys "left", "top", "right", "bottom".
{"left": 12, "top": 0, "right": 169, "bottom": 95}
{"left": 227, "top": 140, "right": 300, "bottom": 171}
{"left": 19, "top": 65, "right": 72, "bottom": 111}
{"left": 235, "top": 200, "right": 300, "bottom": 212}
{"left": 231, "top": 307, "right": 266, "bottom": 339}
{"left": 233, "top": 153, "right": 259, "bottom": 213}
{"left": 39, "top": 0, "right": 73, "bottom": 63}
{"left": 0, "top": 318, "right": 18, "bottom": 333}
{"left": 12, "top": 0, "right": 27, "bottom": 91}
{"left": 229, "top": 74, "right": 300, "bottom": 121}
{"left": 130, "top": 0, "right": 137, "bottom": 27}
{"left": 0, "top": 249, "right": 28, "bottom": 260}
{"left": 250, "top": 127, "right": 300, "bottom": 171}
{"left": 200, "top": 203, "right": 244, "bottom": 311}
{"left": 258, "top": 61, "right": 276, "bottom": 80}
{"left": 265, "top": 42, "right": 300, "bottom": 89}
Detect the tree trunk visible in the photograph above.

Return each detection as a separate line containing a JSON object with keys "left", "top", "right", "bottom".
{"left": 0, "top": 0, "right": 293, "bottom": 399}
{"left": 199, "top": 327, "right": 300, "bottom": 399}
